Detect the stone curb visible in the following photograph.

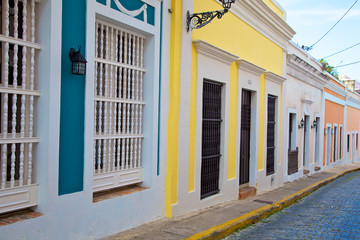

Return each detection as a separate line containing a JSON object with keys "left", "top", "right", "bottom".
{"left": 185, "top": 167, "right": 360, "bottom": 240}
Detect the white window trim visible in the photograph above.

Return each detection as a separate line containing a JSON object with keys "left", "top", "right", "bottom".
{"left": 265, "top": 93, "right": 278, "bottom": 175}
{"left": 347, "top": 132, "right": 351, "bottom": 160}
{"left": 236, "top": 59, "right": 264, "bottom": 187}
{"left": 339, "top": 125, "right": 343, "bottom": 160}
{"left": 312, "top": 114, "right": 321, "bottom": 167}
{"left": 85, "top": 3, "right": 161, "bottom": 193}
{"left": 301, "top": 114, "right": 311, "bottom": 168}
{"left": 288, "top": 109, "right": 297, "bottom": 151}
{"left": 325, "top": 124, "right": 332, "bottom": 166}
{"left": 0, "top": 0, "right": 39, "bottom": 214}
{"left": 193, "top": 40, "right": 238, "bottom": 206}
{"left": 285, "top": 109, "right": 298, "bottom": 180}
{"left": 263, "top": 72, "right": 283, "bottom": 177}
{"left": 356, "top": 132, "right": 359, "bottom": 159}
{"left": 352, "top": 132, "right": 356, "bottom": 161}
{"left": 333, "top": 124, "right": 338, "bottom": 162}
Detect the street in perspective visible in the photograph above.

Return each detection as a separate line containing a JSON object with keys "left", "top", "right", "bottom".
{"left": 1, "top": 0, "right": 360, "bottom": 239}
{"left": 225, "top": 171, "right": 360, "bottom": 240}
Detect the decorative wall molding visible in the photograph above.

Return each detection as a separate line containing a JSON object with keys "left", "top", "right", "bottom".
{"left": 347, "top": 96, "right": 360, "bottom": 110}
{"left": 287, "top": 54, "right": 328, "bottom": 90}
{"left": 193, "top": 40, "right": 239, "bottom": 65}
{"left": 325, "top": 81, "right": 347, "bottom": 97}
{"left": 0, "top": 185, "right": 38, "bottom": 214}
{"left": 301, "top": 98, "right": 314, "bottom": 105}
{"left": 112, "top": 0, "right": 148, "bottom": 23}
{"left": 264, "top": 71, "right": 286, "bottom": 84}
{"left": 237, "top": 59, "right": 265, "bottom": 76}
{"left": 324, "top": 92, "right": 346, "bottom": 106}
{"left": 230, "top": 0, "right": 295, "bottom": 50}
{"left": 97, "top": 0, "right": 156, "bottom": 25}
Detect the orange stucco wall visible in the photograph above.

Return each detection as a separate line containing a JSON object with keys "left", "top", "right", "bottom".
{"left": 347, "top": 106, "right": 360, "bottom": 131}
{"left": 348, "top": 91, "right": 360, "bottom": 99}
{"left": 324, "top": 88, "right": 346, "bottom": 101}
{"left": 346, "top": 106, "right": 360, "bottom": 160}
{"left": 324, "top": 100, "right": 344, "bottom": 165}
{"left": 329, "top": 79, "right": 345, "bottom": 90}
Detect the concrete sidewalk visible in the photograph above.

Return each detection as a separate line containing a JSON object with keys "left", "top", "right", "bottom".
{"left": 103, "top": 163, "right": 360, "bottom": 240}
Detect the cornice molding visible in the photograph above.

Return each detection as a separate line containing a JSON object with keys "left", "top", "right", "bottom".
{"left": 264, "top": 71, "right": 286, "bottom": 84}
{"left": 141, "top": 0, "right": 162, "bottom": 5}
{"left": 193, "top": 40, "right": 239, "bottom": 65}
{"left": 301, "top": 98, "right": 314, "bottom": 105}
{"left": 325, "top": 81, "right": 347, "bottom": 97}
{"left": 230, "top": 0, "right": 295, "bottom": 50}
{"left": 347, "top": 95, "right": 360, "bottom": 107}
{"left": 287, "top": 54, "right": 328, "bottom": 90}
{"left": 236, "top": 59, "right": 265, "bottom": 76}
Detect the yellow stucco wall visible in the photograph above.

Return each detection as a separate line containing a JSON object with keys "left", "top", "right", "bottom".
{"left": 188, "top": 45, "right": 197, "bottom": 192}
{"left": 262, "top": 0, "right": 284, "bottom": 18}
{"left": 166, "top": 0, "right": 182, "bottom": 218}
{"left": 227, "top": 63, "right": 239, "bottom": 179}
{"left": 191, "top": 1, "right": 283, "bottom": 74}
{"left": 188, "top": 0, "right": 284, "bottom": 184}
{"left": 168, "top": 0, "right": 285, "bottom": 216}
{"left": 258, "top": 74, "right": 266, "bottom": 171}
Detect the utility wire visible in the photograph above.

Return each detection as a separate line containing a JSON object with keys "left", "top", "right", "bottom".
{"left": 334, "top": 60, "right": 360, "bottom": 68}
{"left": 323, "top": 42, "right": 360, "bottom": 59}
{"left": 309, "top": 0, "right": 358, "bottom": 49}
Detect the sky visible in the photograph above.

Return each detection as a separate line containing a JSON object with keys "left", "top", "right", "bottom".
{"left": 275, "top": 0, "right": 360, "bottom": 80}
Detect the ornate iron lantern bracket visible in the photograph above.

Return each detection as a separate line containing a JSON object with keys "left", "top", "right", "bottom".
{"left": 186, "top": 9, "right": 228, "bottom": 32}
{"left": 186, "top": 0, "right": 235, "bottom": 32}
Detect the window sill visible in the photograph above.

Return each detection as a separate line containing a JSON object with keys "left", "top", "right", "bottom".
{"left": 0, "top": 209, "right": 42, "bottom": 226}
{"left": 93, "top": 184, "right": 147, "bottom": 203}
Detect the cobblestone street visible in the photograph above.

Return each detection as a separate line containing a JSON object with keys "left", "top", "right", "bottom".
{"left": 225, "top": 171, "right": 360, "bottom": 240}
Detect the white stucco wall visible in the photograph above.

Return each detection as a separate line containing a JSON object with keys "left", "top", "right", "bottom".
{"left": 284, "top": 42, "right": 326, "bottom": 182}
{"left": 0, "top": 0, "right": 168, "bottom": 239}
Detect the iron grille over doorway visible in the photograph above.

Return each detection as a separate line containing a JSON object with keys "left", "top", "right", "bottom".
{"left": 239, "top": 90, "right": 251, "bottom": 185}
{"left": 201, "top": 80, "right": 222, "bottom": 199}
{"left": 266, "top": 95, "right": 276, "bottom": 175}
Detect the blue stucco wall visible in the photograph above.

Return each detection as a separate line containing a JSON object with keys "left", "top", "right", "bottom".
{"left": 97, "top": 0, "right": 155, "bottom": 25}
{"left": 58, "top": 0, "right": 86, "bottom": 195}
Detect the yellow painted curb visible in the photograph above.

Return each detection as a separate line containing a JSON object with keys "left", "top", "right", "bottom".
{"left": 185, "top": 167, "right": 360, "bottom": 240}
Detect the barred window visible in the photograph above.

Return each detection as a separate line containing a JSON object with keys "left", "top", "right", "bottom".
{"left": 93, "top": 19, "right": 145, "bottom": 192}
{"left": 0, "top": 0, "right": 39, "bottom": 214}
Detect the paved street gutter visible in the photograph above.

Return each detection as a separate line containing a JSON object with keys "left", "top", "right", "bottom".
{"left": 185, "top": 167, "right": 360, "bottom": 240}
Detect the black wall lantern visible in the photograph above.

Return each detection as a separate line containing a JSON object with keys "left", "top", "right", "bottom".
{"left": 69, "top": 47, "right": 87, "bottom": 75}
{"left": 298, "top": 118, "right": 304, "bottom": 129}
{"left": 311, "top": 119, "right": 317, "bottom": 129}
{"left": 186, "top": 0, "right": 235, "bottom": 32}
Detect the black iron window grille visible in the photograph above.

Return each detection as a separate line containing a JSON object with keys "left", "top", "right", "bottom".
{"left": 266, "top": 95, "right": 276, "bottom": 175}
{"left": 201, "top": 80, "right": 222, "bottom": 199}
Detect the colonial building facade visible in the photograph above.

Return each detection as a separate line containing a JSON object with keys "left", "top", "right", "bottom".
{"left": 165, "top": 0, "right": 295, "bottom": 218}
{"left": 0, "top": 0, "right": 359, "bottom": 239}
{"left": 285, "top": 42, "right": 328, "bottom": 182}
{"left": 0, "top": 0, "right": 168, "bottom": 239}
